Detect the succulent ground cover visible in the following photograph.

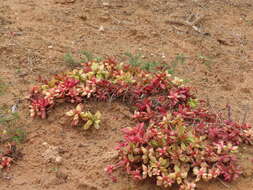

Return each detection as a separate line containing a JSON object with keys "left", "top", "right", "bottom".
{"left": 28, "top": 58, "right": 253, "bottom": 190}
{"left": 0, "top": 143, "right": 19, "bottom": 170}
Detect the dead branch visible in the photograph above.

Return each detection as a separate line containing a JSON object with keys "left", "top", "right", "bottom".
{"left": 165, "top": 13, "right": 205, "bottom": 34}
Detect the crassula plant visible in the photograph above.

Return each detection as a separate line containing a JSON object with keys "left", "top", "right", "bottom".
{"left": 65, "top": 103, "right": 101, "bottom": 130}
{"left": 28, "top": 58, "right": 253, "bottom": 189}
{"left": 0, "top": 143, "right": 17, "bottom": 170}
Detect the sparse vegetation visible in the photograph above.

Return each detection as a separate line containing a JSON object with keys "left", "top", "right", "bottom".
{"left": 0, "top": 105, "right": 23, "bottom": 170}
{"left": 0, "top": 78, "right": 7, "bottom": 96}
{"left": 167, "top": 53, "right": 187, "bottom": 75}
{"left": 80, "top": 50, "right": 94, "bottom": 62}
{"left": 198, "top": 55, "right": 212, "bottom": 68}
{"left": 173, "top": 53, "right": 186, "bottom": 65}
{"left": 0, "top": 143, "right": 19, "bottom": 170}
{"left": 64, "top": 51, "right": 103, "bottom": 67}
{"left": 0, "top": 105, "right": 19, "bottom": 125}
{"left": 7, "top": 127, "right": 26, "bottom": 143}
{"left": 124, "top": 52, "right": 161, "bottom": 72}
{"left": 64, "top": 52, "right": 80, "bottom": 67}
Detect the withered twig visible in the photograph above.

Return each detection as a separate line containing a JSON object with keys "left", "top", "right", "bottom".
{"left": 242, "top": 105, "right": 250, "bottom": 124}
{"left": 226, "top": 104, "right": 232, "bottom": 122}
{"left": 166, "top": 13, "right": 205, "bottom": 34}
{"left": 217, "top": 178, "right": 231, "bottom": 189}
{"left": 206, "top": 96, "right": 223, "bottom": 123}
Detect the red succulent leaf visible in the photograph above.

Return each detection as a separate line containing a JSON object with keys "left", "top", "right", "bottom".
{"left": 135, "top": 98, "right": 152, "bottom": 112}
{"left": 105, "top": 165, "right": 115, "bottom": 175}
{"left": 31, "top": 97, "right": 51, "bottom": 119}
{"left": 131, "top": 169, "right": 142, "bottom": 180}
{"left": 1, "top": 157, "right": 13, "bottom": 168}
{"left": 122, "top": 123, "right": 145, "bottom": 144}
{"left": 63, "top": 77, "right": 79, "bottom": 88}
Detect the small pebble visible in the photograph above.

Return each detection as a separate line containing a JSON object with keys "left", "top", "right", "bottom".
{"left": 55, "top": 156, "right": 62, "bottom": 163}
{"left": 11, "top": 104, "right": 18, "bottom": 113}
{"left": 99, "top": 25, "right": 105, "bottom": 32}
{"left": 102, "top": 2, "right": 109, "bottom": 6}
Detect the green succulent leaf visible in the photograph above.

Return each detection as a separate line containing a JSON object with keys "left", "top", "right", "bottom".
{"left": 128, "top": 154, "right": 135, "bottom": 162}
{"left": 177, "top": 125, "right": 185, "bottom": 137}
{"left": 150, "top": 140, "right": 159, "bottom": 147}
{"left": 83, "top": 120, "right": 93, "bottom": 130}
{"left": 95, "top": 111, "right": 101, "bottom": 119}
{"left": 94, "top": 123, "right": 100, "bottom": 130}
{"left": 159, "top": 157, "right": 169, "bottom": 167}
{"left": 66, "top": 110, "right": 75, "bottom": 117}
{"left": 188, "top": 98, "right": 198, "bottom": 108}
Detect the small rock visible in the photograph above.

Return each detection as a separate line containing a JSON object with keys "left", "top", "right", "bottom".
{"left": 42, "top": 144, "right": 63, "bottom": 164}
{"left": 243, "top": 168, "right": 253, "bottom": 177}
{"left": 13, "top": 32, "right": 23, "bottom": 36}
{"left": 55, "top": 156, "right": 62, "bottom": 164}
{"left": 99, "top": 15, "right": 110, "bottom": 22}
{"left": 11, "top": 104, "right": 18, "bottom": 113}
{"left": 80, "top": 14, "right": 87, "bottom": 21}
{"left": 18, "top": 72, "right": 28, "bottom": 77}
{"left": 98, "top": 25, "right": 105, "bottom": 32}
{"left": 102, "top": 2, "right": 109, "bottom": 6}
{"left": 78, "top": 143, "right": 89, "bottom": 148}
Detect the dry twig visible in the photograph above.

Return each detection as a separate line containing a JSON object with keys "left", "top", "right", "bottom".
{"left": 166, "top": 13, "right": 205, "bottom": 34}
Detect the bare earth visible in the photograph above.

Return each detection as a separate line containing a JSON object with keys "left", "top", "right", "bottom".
{"left": 0, "top": 0, "right": 253, "bottom": 190}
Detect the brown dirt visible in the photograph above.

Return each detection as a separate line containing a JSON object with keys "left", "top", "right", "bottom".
{"left": 0, "top": 0, "right": 253, "bottom": 189}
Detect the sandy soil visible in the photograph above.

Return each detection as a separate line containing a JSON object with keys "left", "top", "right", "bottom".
{"left": 0, "top": 0, "right": 253, "bottom": 189}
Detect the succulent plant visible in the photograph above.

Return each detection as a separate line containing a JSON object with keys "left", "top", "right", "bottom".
{"left": 28, "top": 58, "right": 253, "bottom": 189}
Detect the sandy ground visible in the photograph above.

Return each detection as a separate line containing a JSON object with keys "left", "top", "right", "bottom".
{"left": 0, "top": 0, "right": 253, "bottom": 189}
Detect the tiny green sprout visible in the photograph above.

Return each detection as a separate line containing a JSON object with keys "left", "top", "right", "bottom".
{"left": 124, "top": 52, "right": 162, "bottom": 72}
{"left": 198, "top": 55, "right": 212, "bottom": 67}
{"left": 9, "top": 128, "right": 27, "bottom": 143}
{"left": 167, "top": 53, "right": 187, "bottom": 75}
{"left": 80, "top": 50, "right": 94, "bottom": 62}
{"left": 124, "top": 52, "right": 142, "bottom": 67}
{"left": 183, "top": 79, "right": 191, "bottom": 83}
{"left": 188, "top": 98, "right": 198, "bottom": 108}
{"left": 175, "top": 53, "right": 186, "bottom": 65}
{"left": 0, "top": 112, "right": 19, "bottom": 124}
{"left": 64, "top": 52, "right": 80, "bottom": 67}
{"left": 50, "top": 167, "right": 59, "bottom": 172}
{"left": 15, "top": 68, "right": 22, "bottom": 74}
{"left": 0, "top": 78, "right": 7, "bottom": 96}
{"left": 141, "top": 61, "right": 160, "bottom": 72}
{"left": 167, "top": 68, "right": 174, "bottom": 75}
